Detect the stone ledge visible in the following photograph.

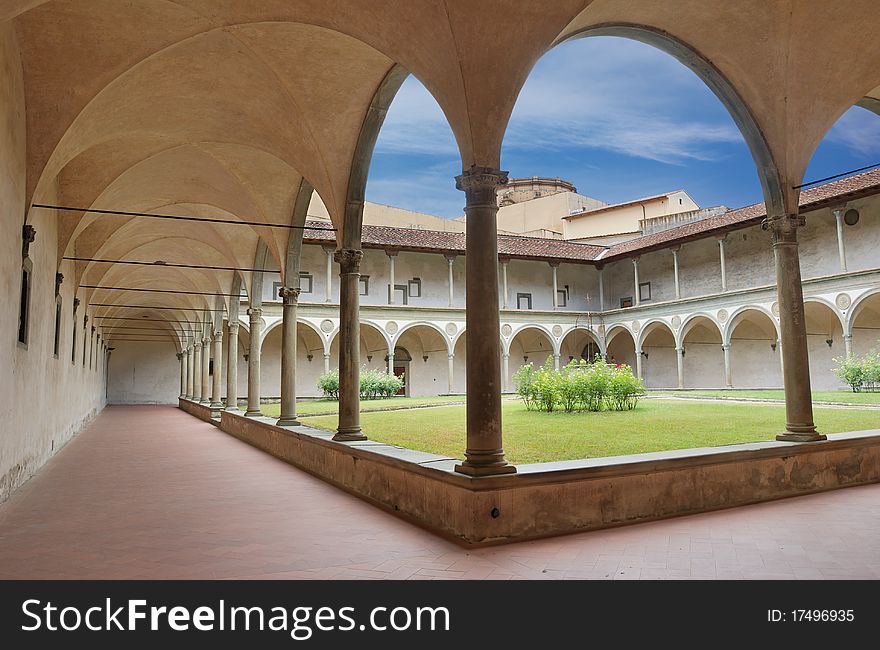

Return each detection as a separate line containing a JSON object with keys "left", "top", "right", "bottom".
{"left": 180, "top": 404, "right": 880, "bottom": 545}
{"left": 178, "top": 399, "right": 222, "bottom": 426}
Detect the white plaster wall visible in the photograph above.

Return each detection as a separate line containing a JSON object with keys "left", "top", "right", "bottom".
{"left": 392, "top": 251, "right": 453, "bottom": 308}
{"left": 722, "top": 226, "right": 775, "bottom": 292}
{"left": 298, "top": 244, "right": 337, "bottom": 304}
{"left": 505, "top": 259, "right": 556, "bottom": 311}
{"left": 636, "top": 250, "right": 675, "bottom": 304}
{"left": 605, "top": 259, "right": 636, "bottom": 308}
{"left": 840, "top": 197, "right": 879, "bottom": 273}
{"left": 799, "top": 210, "right": 843, "bottom": 280}
{"left": 640, "top": 328, "right": 677, "bottom": 388}
{"left": 678, "top": 238, "right": 723, "bottom": 298}
{"left": 681, "top": 324, "right": 726, "bottom": 388}
{"left": 0, "top": 25, "right": 105, "bottom": 502}
{"left": 108, "top": 341, "right": 179, "bottom": 404}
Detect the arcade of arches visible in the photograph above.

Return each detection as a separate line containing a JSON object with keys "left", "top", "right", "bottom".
{"left": 2, "top": 3, "right": 880, "bottom": 547}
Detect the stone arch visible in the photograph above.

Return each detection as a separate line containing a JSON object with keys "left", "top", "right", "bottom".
{"left": 558, "top": 326, "right": 602, "bottom": 365}
{"left": 505, "top": 325, "right": 557, "bottom": 389}
{"left": 727, "top": 308, "right": 782, "bottom": 389}
{"left": 393, "top": 323, "right": 451, "bottom": 397}
{"left": 555, "top": 24, "right": 787, "bottom": 215}
{"left": 604, "top": 325, "right": 637, "bottom": 372}
{"left": 638, "top": 320, "right": 678, "bottom": 389}
{"left": 679, "top": 314, "right": 725, "bottom": 388}
{"left": 328, "top": 321, "right": 391, "bottom": 374}
{"left": 804, "top": 300, "right": 846, "bottom": 389}
{"left": 847, "top": 290, "right": 880, "bottom": 358}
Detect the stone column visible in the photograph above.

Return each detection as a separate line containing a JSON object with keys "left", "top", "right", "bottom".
{"left": 765, "top": 214, "right": 823, "bottom": 441}
{"left": 387, "top": 251, "right": 397, "bottom": 304}
{"left": 635, "top": 346, "right": 643, "bottom": 380}
{"left": 833, "top": 208, "right": 847, "bottom": 272}
{"left": 200, "top": 338, "right": 211, "bottom": 404}
{"left": 550, "top": 262, "right": 559, "bottom": 310}
{"left": 226, "top": 323, "right": 239, "bottom": 410}
{"left": 633, "top": 258, "right": 641, "bottom": 306}
{"left": 597, "top": 267, "right": 605, "bottom": 311}
{"left": 210, "top": 330, "right": 223, "bottom": 408}
{"left": 177, "top": 352, "right": 186, "bottom": 398}
{"left": 675, "top": 346, "right": 684, "bottom": 389}
{"left": 192, "top": 340, "right": 202, "bottom": 402}
{"left": 323, "top": 352, "right": 331, "bottom": 375}
{"left": 325, "top": 247, "right": 334, "bottom": 302}
{"left": 387, "top": 347, "right": 394, "bottom": 374}
{"left": 672, "top": 247, "right": 681, "bottom": 300}
{"left": 185, "top": 346, "right": 194, "bottom": 399}
{"left": 718, "top": 236, "right": 728, "bottom": 292}
{"left": 455, "top": 166, "right": 515, "bottom": 476}
{"left": 245, "top": 308, "right": 263, "bottom": 416}
{"left": 90, "top": 326, "right": 96, "bottom": 369}
{"left": 553, "top": 352, "right": 561, "bottom": 371}
{"left": 446, "top": 255, "right": 455, "bottom": 307}
{"left": 844, "top": 334, "right": 853, "bottom": 358}
{"left": 277, "top": 287, "right": 301, "bottom": 427}
{"left": 447, "top": 352, "right": 455, "bottom": 394}
{"left": 82, "top": 315, "right": 88, "bottom": 366}
{"left": 722, "top": 343, "right": 732, "bottom": 388}
{"left": 333, "top": 249, "right": 367, "bottom": 441}
{"left": 501, "top": 259, "right": 509, "bottom": 309}
{"left": 501, "top": 352, "right": 509, "bottom": 392}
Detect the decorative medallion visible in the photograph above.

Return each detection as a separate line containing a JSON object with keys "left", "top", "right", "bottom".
{"left": 501, "top": 324, "right": 512, "bottom": 337}
{"left": 385, "top": 321, "right": 399, "bottom": 335}
{"left": 835, "top": 293, "right": 851, "bottom": 310}
{"left": 632, "top": 320, "right": 641, "bottom": 333}
{"left": 771, "top": 302, "right": 780, "bottom": 317}
{"left": 320, "top": 319, "right": 334, "bottom": 333}
{"left": 671, "top": 315, "right": 682, "bottom": 330}
{"left": 446, "top": 322, "right": 458, "bottom": 336}
{"left": 717, "top": 309, "right": 729, "bottom": 323}
{"left": 552, "top": 324, "right": 563, "bottom": 337}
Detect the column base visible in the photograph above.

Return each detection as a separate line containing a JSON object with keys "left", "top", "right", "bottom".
{"left": 209, "top": 401, "right": 223, "bottom": 409}
{"left": 244, "top": 409, "right": 263, "bottom": 417}
{"left": 276, "top": 417, "right": 302, "bottom": 427}
{"left": 776, "top": 432, "right": 827, "bottom": 443}
{"left": 333, "top": 429, "right": 368, "bottom": 442}
{"left": 199, "top": 399, "right": 211, "bottom": 405}
{"left": 454, "top": 461, "right": 517, "bottom": 477}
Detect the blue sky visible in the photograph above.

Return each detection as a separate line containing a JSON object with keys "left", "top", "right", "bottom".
{"left": 366, "top": 37, "right": 880, "bottom": 219}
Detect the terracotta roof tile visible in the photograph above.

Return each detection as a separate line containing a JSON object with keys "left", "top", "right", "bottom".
{"left": 303, "top": 168, "right": 880, "bottom": 265}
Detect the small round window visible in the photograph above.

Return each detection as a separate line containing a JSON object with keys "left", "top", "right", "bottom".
{"left": 843, "top": 209, "right": 860, "bottom": 226}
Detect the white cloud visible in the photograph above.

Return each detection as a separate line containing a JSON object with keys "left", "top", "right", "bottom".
{"left": 825, "top": 106, "right": 880, "bottom": 157}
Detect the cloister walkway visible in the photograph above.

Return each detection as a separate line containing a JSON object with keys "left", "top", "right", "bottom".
{"left": 1, "top": 406, "right": 878, "bottom": 580}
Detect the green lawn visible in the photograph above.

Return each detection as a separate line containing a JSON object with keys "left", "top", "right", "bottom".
{"left": 303, "top": 399, "right": 880, "bottom": 464}
{"left": 650, "top": 389, "right": 880, "bottom": 405}
{"left": 259, "top": 394, "right": 465, "bottom": 418}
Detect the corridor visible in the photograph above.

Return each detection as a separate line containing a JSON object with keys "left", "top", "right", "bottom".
{"left": 1, "top": 406, "right": 878, "bottom": 580}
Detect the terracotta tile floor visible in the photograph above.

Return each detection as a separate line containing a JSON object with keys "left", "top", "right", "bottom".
{"left": 1, "top": 405, "right": 879, "bottom": 580}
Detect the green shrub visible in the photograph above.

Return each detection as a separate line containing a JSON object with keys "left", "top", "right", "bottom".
{"left": 317, "top": 367, "right": 404, "bottom": 400}
{"left": 317, "top": 369, "right": 340, "bottom": 399}
{"left": 511, "top": 354, "right": 644, "bottom": 413}
{"left": 833, "top": 350, "right": 880, "bottom": 392}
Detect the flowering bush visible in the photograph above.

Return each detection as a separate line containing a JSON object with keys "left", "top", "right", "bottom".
{"left": 317, "top": 368, "right": 404, "bottom": 400}
{"left": 513, "top": 355, "right": 645, "bottom": 412}
{"left": 833, "top": 350, "right": 880, "bottom": 392}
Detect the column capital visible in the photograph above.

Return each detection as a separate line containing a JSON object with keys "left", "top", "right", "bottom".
{"left": 455, "top": 166, "right": 508, "bottom": 205}
{"left": 91, "top": 325, "right": 95, "bottom": 333}
{"left": 445, "top": 254, "right": 457, "bottom": 263}
{"left": 721, "top": 343, "right": 730, "bottom": 351}
{"left": 385, "top": 249, "right": 399, "bottom": 258}
{"left": 73, "top": 297, "right": 80, "bottom": 311}
{"left": 55, "top": 272, "right": 64, "bottom": 296}
{"left": 247, "top": 307, "right": 263, "bottom": 320}
{"left": 334, "top": 248, "right": 363, "bottom": 274}
{"left": 213, "top": 329, "right": 223, "bottom": 341}
{"left": 632, "top": 256, "right": 640, "bottom": 265}
{"left": 762, "top": 214, "right": 805, "bottom": 244}
{"left": 203, "top": 337, "right": 210, "bottom": 346}
{"left": 22, "top": 224, "right": 36, "bottom": 258}
{"left": 716, "top": 234, "right": 728, "bottom": 243}
{"left": 83, "top": 314, "right": 88, "bottom": 326}
{"left": 228, "top": 321, "right": 239, "bottom": 332}
{"left": 448, "top": 353, "right": 455, "bottom": 360}
{"left": 548, "top": 260, "right": 560, "bottom": 268}
{"left": 279, "top": 286, "right": 301, "bottom": 304}
{"left": 670, "top": 245, "right": 681, "bottom": 254}
{"left": 176, "top": 352, "right": 184, "bottom": 360}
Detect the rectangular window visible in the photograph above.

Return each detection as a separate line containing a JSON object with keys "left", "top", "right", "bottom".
{"left": 556, "top": 287, "right": 568, "bottom": 307}
{"left": 408, "top": 277, "right": 422, "bottom": 298}
{"left": 272, "top": 281, "right": 282, "bottom": 300}
{"left": 18, "top": 261, "right": 32, "bottom": 346}
{"left": 53, "top": 301, "right": 62, "bottom": 358}
{"left": 517, "top": 292, "right": 532, "bottom": 310}
{"left": 388, "top": 284, "right": 408, "bottom": 305}
{"left": 298, "top": 271, "right": 313, "bottom": 294}
{"left": 620, "top": 296, "right": 634, "bottom": 308}
{"left": 359, "top": 275, "right": 369, "bottom": 296}
{"left": 638, "top": 282, "right": 652, "bottom": 302}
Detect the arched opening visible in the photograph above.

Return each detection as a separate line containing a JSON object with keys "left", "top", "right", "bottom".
{"left": 452, "top": 332, "right": 467, "bottom": 395}
{"left": 507, "top": 326, "right": 555, "bottom": 386}
{"left": 680, "top": 316, "right": 724, "bottom": 388}
{"left": 605, "top": 326, "right": 636, "bottom": 372}
{"left": 296, "top": 322, "right": 328, "bottom": 398}
{"left": 260, "top": 321, "right": 283, "bottom": 400}
{"left": 558, "top": 327, "right": 602, "bottom": 365}
{"left": 385, "top": 346, "right": 411, "bottom": 396}
{"left": 850, "top": 292, "right": 880, "bottom": 357}
{"left": 804, "top": 301, "right": 845, "bottom": 390}
{"left": 639, "top": 322, "right": 677, "bottom": 388}
{"left": 728, "top": 309, "right": 781, "bottom": 388}
{"left": 328, "top": 322, "right": 390, "bottom": 377}
{"left": 394, "top": 325, "right": 450, "bottom": 397}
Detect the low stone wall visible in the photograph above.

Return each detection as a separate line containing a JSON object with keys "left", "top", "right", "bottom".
{"left": 198, "top": 407, "right": 880, "bottom": 545}
{"left": 178, "top": 399, "right": 221, "bottom": 425}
